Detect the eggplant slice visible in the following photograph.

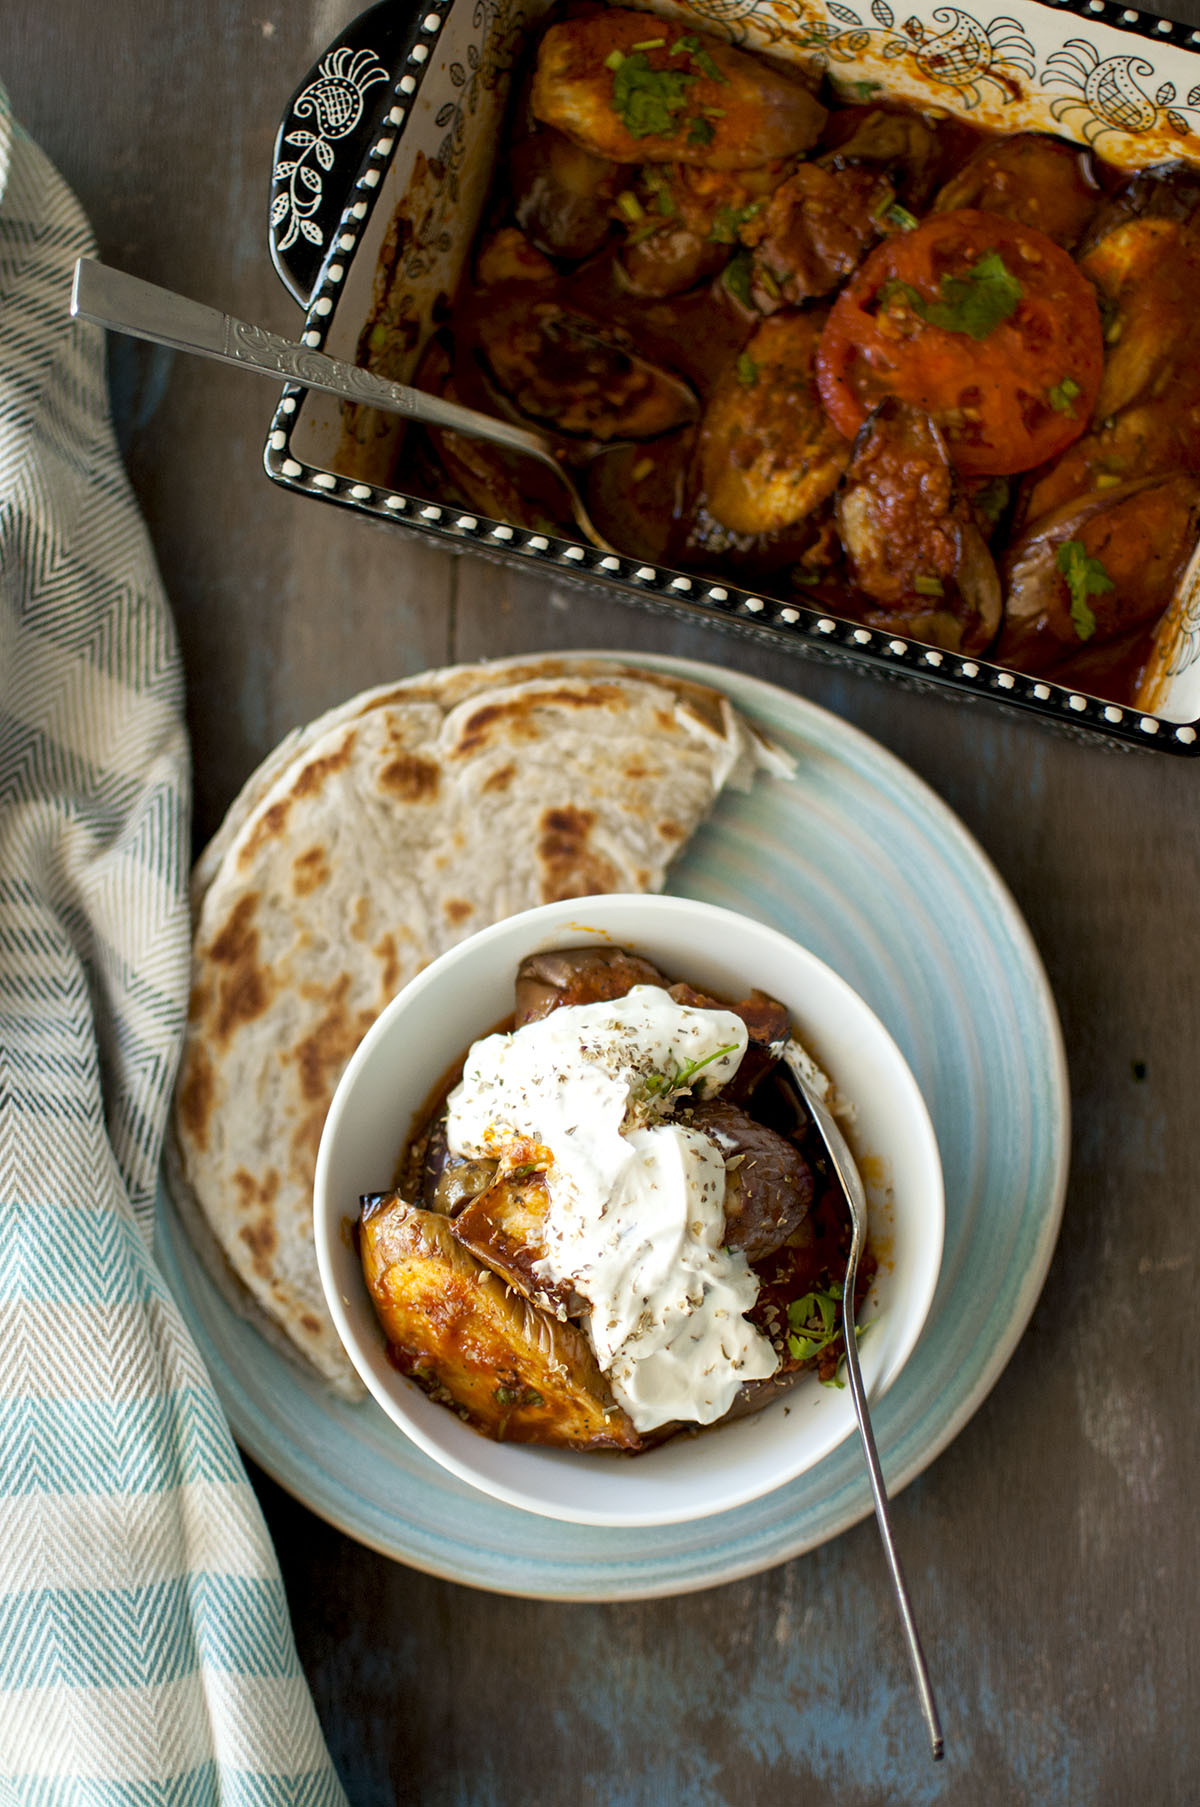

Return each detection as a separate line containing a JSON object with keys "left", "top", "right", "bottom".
{"left": 697, "top": 312, "right": 850, "bottom": 537}
{"left": 477, "top": 300, "right": 698, "bottom": 442}
{"left": 932, "top": 133, "right": 1100, "bottom": 250}
{"left": 360, "top": 1196, "right": 641, "bottom": 1449}
{"left": 531, "top": 9, "right": 827, "bottom": 171}
{"left": 514, "top": 947, "right": 668, "bottom": 1025}
{"left": 999, "top": 473, "right": 1200, "bottom": 674}
{"left": 686, "top": 1098, "right": 814, "bottom": 1262}
{"left": 836, "top": 400, "right": 1002, "bottom": 653}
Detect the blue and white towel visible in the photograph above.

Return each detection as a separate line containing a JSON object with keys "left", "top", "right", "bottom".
{"left": 0, "top": 86, "right": 347, "bottom": 1803}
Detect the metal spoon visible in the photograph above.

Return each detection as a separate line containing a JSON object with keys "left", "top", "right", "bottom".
{"left": 68, "top": 258, "right": 618, "bottom": 554}
{"left": 786, "top": 1053, "right": 945, "bottom": 1762}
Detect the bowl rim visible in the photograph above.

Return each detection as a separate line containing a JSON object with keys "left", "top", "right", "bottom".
{"left": 313, "top": 891, "right": 946, "bottom": 1527}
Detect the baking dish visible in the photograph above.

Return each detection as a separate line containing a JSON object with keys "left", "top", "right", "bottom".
{"left": 263, "top": 0, "right": 1200, "bottom": 754}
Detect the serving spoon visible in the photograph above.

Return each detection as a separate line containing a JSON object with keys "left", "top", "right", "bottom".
{"left": 787, "top": 1055, "right": 945, "bottom": 1761}
{"left": 69, "top": 259, "right": 619, "bottom": 554}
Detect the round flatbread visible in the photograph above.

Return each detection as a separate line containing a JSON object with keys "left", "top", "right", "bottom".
{"left": 171, "top": 656, "right": 788, "bottom": 1394}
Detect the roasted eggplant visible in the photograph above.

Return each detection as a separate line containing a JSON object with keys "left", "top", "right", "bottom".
{"left": 514, "top": 946, "right": 668, "bottom": 1024}
{"left": 477, "top": 300, "right": 698, "bottom": 442}
{"left": 836, "top": 401, "right": 1002, "bottom": 652}
{"left": 531, "top": 10, "right": 827, "bottom": 170}
{"left": 686, "top": 1098, "right": 813, "bottom": 1261}
{"left": 999, "top": 472, "right": 1200, "bottom": 673}
{"left": 360, "top": 1195, "right": 641, "bottom": 1448}
{"left": 696, "top": 312, "right": 850, "bottom": 536}
{"left": 932, "top": 133, "right": 1100, "bottom": 250}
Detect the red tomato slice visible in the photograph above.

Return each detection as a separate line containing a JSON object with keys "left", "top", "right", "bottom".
{"left": 815, "top": 209, "right": 1104, "bottom": 477}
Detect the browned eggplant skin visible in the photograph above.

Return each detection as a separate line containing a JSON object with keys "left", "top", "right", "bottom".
{"left": 999, "top": 473, "right": 1200, "bottom": 673}
{"left": 510, "top": 128, "right": 623, "bottom": 261}
{"left": 514, "top": 946, "right": 668, "bottom": 1025}
{"left": 932, "top": 133, "right": 1100, "bottom": 250}
{"left": 836, "top": 400, "right": 1002, "bottom": 653}
{"left": 476, "top": 299, "right": 699, "bottom": 442}
{"left": 685, "top": 1098, "right": 814, "bottom": 1261}
{"left": 360, "top": 1196, "right": 642, "bottom": 1449}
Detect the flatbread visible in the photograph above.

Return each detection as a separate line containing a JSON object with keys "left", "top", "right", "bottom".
{"left": 170, "top": 656, "right": 789, "bottom": 1395}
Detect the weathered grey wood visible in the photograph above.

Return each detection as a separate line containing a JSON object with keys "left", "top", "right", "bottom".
{"left": 4, "top": 1, "right": 1199, "bottom": 1800}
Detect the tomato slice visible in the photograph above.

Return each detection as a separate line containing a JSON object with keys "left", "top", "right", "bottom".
{"left": 815, "top": 209, "right": 1104, "bottom": 477}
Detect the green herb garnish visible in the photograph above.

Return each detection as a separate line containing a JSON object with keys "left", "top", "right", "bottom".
{"left": 724, "top": 248, "right": 755, "bottom": 308}
{"left": 708, "top": 200, "right": 764, "bottom": 244}
{"left": 1055, "top": 539, "right": 1113, "bottom": 641}
{"left": 972, "top": 476, "right": 1010, "bottom": 534}
{"left": 885, "top": 202, "right": 919, "bottom": 232}
{"left": 736, "top": 352, "right": 759, "bottom": 388}
{"left": 688, "top": 115, "right": 716, "bottom": 147}
{"left": 670, "top": 34, "right": 727, "bottom": 82}
{"left": 785, "top": 1285, "right": 843, "bottom": 1364}
{"left": 638, "top": 1041, "right": 740, "bottom": 1103}
{"left": 883, "top": 250, "right": 1023, "bottom": 342}
{"left": 494, "top": 1385, "right": 545, "bottom": 1408}
{"left": 630, "top": 36, "right": 667, "bottom": 49}
{"left": 1047, "top": 374, "right": 1081, "bottom": 414}
{"left": 610, "top": 50, "right": 698, "bottom": 139}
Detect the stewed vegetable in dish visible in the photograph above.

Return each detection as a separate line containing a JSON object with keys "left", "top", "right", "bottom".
{"left": 358, "top": 946, "right": 872, "bottom": 1451}
{"left": 367, "top": 4, "right": 1200, "bottom": 705}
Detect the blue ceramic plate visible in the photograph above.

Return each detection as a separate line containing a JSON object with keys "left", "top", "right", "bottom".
{"left": 156, "top": 657, "right": 1068, "bottom": 1601}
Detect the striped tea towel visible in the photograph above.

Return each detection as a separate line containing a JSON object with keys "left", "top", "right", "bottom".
{"left": 0, "top": 86, "right": 348, "bottom": 1804}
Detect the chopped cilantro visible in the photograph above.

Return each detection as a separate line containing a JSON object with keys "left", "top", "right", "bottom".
{"left": 1055, "top": 538, "right": 1113, "bottom": 641}
{"left": 610, "top": 51, "right": 698, "bottom": 139}
{"left": 724, "top": 248, "right": 754, "bottom": 308}
{"left": 736, "top": 352, "right": 758, "bottom": 388}
{"left": 883, "top": 251, "right": 1023, "bottom": 342}
{"left": 1047, "top": 374, "right": 1081, "bottom": 414}
{"left": 972, "top": 476, "right": 1010, "bottom": 533}
{"left": 708, "top": 199, "right": 764, "bottom": 244}
{"left": 655, "top": 187, "right": 676, "bottom": 217}
{"left": 637, "top": 1041, "right": 740, "bottom": 1103}
{"left": 495, "top": 1384, "right": 544, "bottom": 1408}
{"left": 692, "top": 45, "right": 727, "bottom": 82}
{"left": 785, "top": 1285, "right": 843, "bottom": 1364}
{"left": 688, "top": 115, "right": 716, "bottom": 147}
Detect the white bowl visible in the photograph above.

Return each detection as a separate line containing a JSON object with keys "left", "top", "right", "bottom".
{"left": 313, "top": 894, "right": 944, "bottom": 1527}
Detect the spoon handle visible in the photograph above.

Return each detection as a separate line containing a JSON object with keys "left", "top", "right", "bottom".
{"left": 794, "top": 1073, "right": 945, "bottom": 1761}
{"left": 69, "top": 258, "right": 557, "bottom": 465}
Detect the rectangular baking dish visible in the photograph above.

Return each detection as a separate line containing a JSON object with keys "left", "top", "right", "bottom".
{"left": 262, "top": 0, "right": 1200, "bottom": 754}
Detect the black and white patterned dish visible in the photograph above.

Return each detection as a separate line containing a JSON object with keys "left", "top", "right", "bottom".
{"left": 263, "top": 0, "right": 1200, "bottom": 755}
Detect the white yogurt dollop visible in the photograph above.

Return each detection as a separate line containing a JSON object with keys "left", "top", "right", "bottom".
{"left": 444, "top": 985, "right": 780, "bottom": 1431}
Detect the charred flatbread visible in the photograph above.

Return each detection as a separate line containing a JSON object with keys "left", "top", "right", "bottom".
{"left": 170, "top": 656, "right": 789, "bottom": 1395}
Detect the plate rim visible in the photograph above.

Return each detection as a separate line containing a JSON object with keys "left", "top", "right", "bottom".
{"left": 158, "top": 652, "right": 1070, "bottom": 1600}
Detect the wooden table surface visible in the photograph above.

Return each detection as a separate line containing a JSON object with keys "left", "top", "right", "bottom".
{"left": 5, "top": 3, "right": 1199, "bottom": 1800}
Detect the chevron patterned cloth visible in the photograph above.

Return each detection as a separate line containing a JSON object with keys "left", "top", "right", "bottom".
{"left": 0, "top": 90, "right": 348, "bottom": 1803}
